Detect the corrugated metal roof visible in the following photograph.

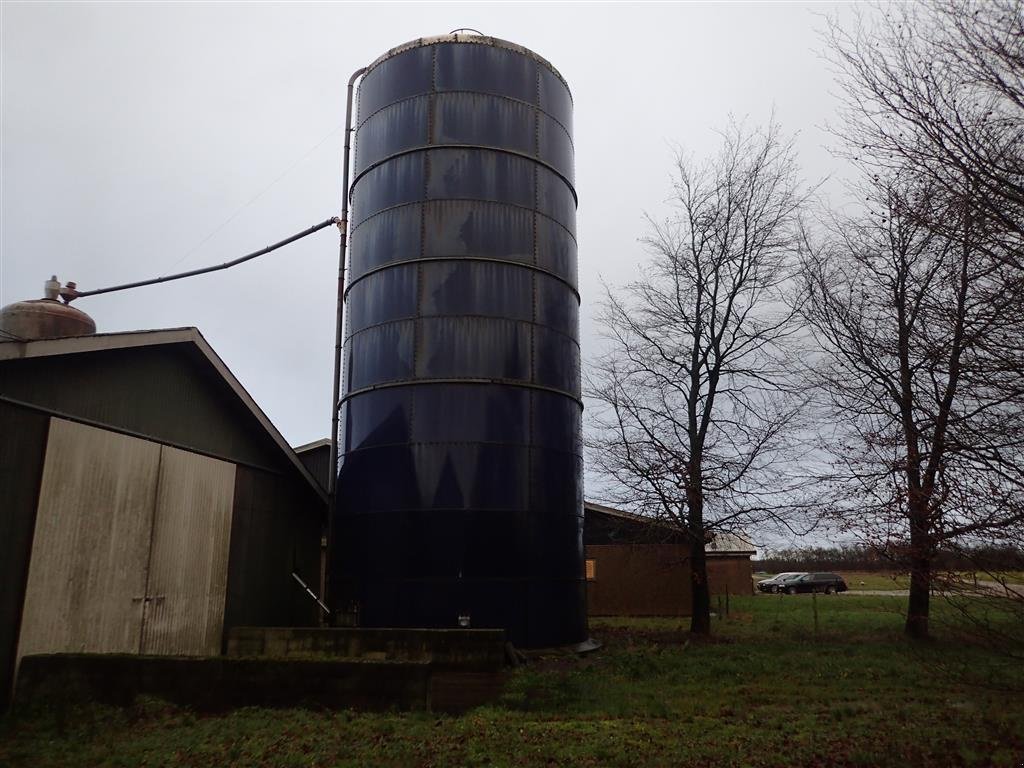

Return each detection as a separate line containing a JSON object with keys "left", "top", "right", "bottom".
{"left": 293, "top": 438, "right": 331, "bottom": 453}
{"left": 705, "top": 532, "right": 758, "bottom": 555}
{"left": 583, "top": 501, "right": 757, "bottom": 555}
{"left": 293, "top": 439, "right": 331, "bottom": 493}
{"left": 0, "top": 328, "right": 326, "bottom": 504}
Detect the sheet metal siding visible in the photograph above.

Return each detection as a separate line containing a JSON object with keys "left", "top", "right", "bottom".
{"left": 0, "top": 346, "right": 283, "bottom": 472}
{"left": 17, "top": 419, "right": 159, "bottom": 659}
{"left": 297, "top": 444, "right": 331, "bottom": 492}
{"left": 142, "top": 446, "right": 235, "bottom": 656}
{"left": 223, "top": 465, "right": 322, "bottom": 634}
{"left": 0, "top": 402, "right": 49, "bottom": 705}
{"left": 335, "top": 39, "right": 585, "bottom": 648}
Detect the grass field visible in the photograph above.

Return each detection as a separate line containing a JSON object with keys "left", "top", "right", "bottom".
{"left": 2, "top": 595, "right": 1023, "bottom": 767}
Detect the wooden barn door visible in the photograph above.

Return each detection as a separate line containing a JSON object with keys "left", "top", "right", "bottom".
{"left": 140, "top": 445, "right": 235, "bottom": 656}
{"left": 17, "top": 418, "right": 236, "bottom": 664}
{"left": 17, "top": 419, "right": 160, "bottom": 658}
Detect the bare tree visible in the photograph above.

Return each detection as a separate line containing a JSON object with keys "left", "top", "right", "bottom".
{"left": 586, "top": 120, "right": 808, "bottom": 635}
{"left": 827, "top": 0, "right": 1024, "bottom": 253}
{"left": 800, "top": 170, "right": 1024, "bottom": 640}
{"left": 815, "top": 0, "right": 1024, "bottom": 639}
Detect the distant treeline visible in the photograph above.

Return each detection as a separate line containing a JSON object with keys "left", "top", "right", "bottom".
{"left": 757, "top": 544, "right": 1024, "bottom": 574}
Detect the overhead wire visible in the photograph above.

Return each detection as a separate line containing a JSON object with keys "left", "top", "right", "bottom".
{"left": 160, "top": 123, "right": 345, "bottom": 274}
{"left": 1, "top": 123, "right": 346, "bottom": 317}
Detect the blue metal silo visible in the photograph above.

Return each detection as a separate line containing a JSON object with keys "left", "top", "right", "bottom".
{"left": 332, "top": 34, "right": 584, "bottom": 648}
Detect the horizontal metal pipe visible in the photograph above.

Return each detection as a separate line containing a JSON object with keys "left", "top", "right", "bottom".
{"left": 342, "top": 314, "right": 582, "bottom": 350}
{"left": 353, "top": 88, "right": 573, "bottom": 140}
{"left": 349, "top": 144, "right": 579, "bottom": 205}
{"left": 343, "top": 255, "right": 582, "bottom": 303}
{"left": 72, "top": 217, "right": 340, "bottom": 299}
{"left": 340, "top": 378, "right": 585, "bottom": 409}
{"left": 335, "top": 575, "right": 587, "bottom": 584}
{"left": 349, "top": 197, "right": 578, "bottom": 239}
{"left": 340, "top": 439, "right": 584, "bottom": 457}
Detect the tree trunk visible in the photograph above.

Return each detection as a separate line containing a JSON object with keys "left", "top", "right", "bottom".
{"left": 690, "top": 535, "right": 711, "bottom": 635}
{"left": 905, "top": 514, "right": 931, "bottom": 640}
{"left": 686, "top": 480, "right": 710, "bottom": 635}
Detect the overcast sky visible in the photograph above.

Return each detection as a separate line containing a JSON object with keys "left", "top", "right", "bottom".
{"left": 2, "top": 1, "right": 854, "bottom": 449}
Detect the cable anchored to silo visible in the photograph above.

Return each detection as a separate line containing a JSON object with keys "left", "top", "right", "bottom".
{"left": 62, "top": 217, "right": 342, "bottom": 302}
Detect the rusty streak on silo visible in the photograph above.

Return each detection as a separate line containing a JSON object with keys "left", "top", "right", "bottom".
{"left": 332, "top": 34, "right": 585, "bottom": 648}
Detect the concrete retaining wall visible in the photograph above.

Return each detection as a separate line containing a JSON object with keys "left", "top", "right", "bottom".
{"left": 14, "top": 653, "right": 498, "bottom": 714}
{"left": 227, "top": 627, "right": 506, "bottom": 671}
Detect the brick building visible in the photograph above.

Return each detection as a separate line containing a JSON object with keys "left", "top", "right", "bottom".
{"left": 583, "top": 502, "right": 755, "bottom": 616}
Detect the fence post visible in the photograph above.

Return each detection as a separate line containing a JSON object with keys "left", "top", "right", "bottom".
{"left": 717, "top": 595, "right": 722, "bottom": 619}
{"left": 726, "top": 585, "right": 730, "bottom": 617}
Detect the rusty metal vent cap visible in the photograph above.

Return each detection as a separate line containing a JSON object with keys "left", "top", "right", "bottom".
{"left": 0, "top": 298, "right": 97, "bottom": 342}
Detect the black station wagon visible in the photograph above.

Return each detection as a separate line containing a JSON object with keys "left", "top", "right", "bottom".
{"left": 780, "top": 572, "right": 848, "bottom": 595}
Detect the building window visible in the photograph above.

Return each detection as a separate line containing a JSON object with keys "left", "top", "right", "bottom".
{"left": 585, "top": 559, "right": 597, "bottom": 581}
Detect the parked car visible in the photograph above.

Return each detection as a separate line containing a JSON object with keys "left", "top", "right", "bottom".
{"left": 756, "top": 572, "right": 807, "bottom": 594}
{"left": 780, "top": 572, "right": 848, "bottom": 595}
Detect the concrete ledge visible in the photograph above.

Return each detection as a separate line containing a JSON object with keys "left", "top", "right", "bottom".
{"left": 14, "top": 653, "right": 498, "bottom": 714}
{"left": 227, "top": 627, "right": 506, "bottom": 671}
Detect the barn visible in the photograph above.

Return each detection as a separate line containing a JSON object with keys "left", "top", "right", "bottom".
{"left": 583, "top": 502, "right": 756, "bottom": 616}
{"left": 0, "top": 328, "right": 326, "bottom": 704}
